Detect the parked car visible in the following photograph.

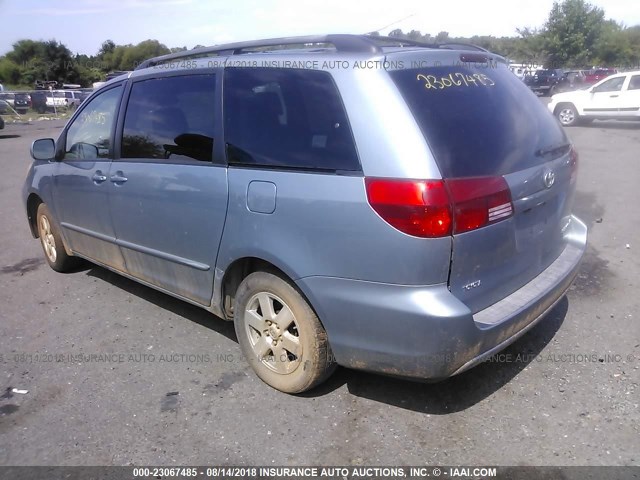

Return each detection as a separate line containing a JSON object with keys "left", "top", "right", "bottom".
{"left": 562, "top": 70, "right": 587, "bottom": 91}
{"left": 62, "top": 90, "right": 83, "bottom": 109}
{"left": 524, "top": 69, "right": 568, "bottom": 95}
{"left": 0, "top": 99, "right": 10, "bottom": 114}
{"left": 23, "top": 34, "right": 587, "bottom": 393}
{"left": 584, "top": 68, "right": 617, "bottom": 84}
{"left": 45, "top": 91, "right": 67, "bottom": 109}
{"left": 30, "top": 91, "right": 47, "bottom": 113}
{"left": 549, "top": 70, "right": 640, "bottom": 126}
{"left": 509, "top": 63, "right": 542, "bottom": 81}
{"left": 0, "top": 92, "right": 15, "bottom": 107}
{"left": 14, "top": 93, "right": 32, "bottom": 114}
{"left": 27, "top": 90, "right": 75, "bottom": 113}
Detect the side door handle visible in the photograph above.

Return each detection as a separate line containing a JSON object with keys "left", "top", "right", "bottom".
{"left": 610, "top": 94, "right": 619, "bottom": 97}
{"left": 110, "top": 171, "right": 128, "bottom": 184}
{"left": 92, "top": 171, "right": 107, "bottom": 184}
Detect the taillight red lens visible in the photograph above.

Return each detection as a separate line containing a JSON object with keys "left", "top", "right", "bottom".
{"left": 365, "top": 176, "right": 513, "bottom": 238}
{"left": 569, "top": 146, "right": 578, "bottom": 183}
{"left": 365, "top": 179, "right": 452, "bottom": 238}
{"left": 446, "top": 176, "right": 513, "bottom": 233}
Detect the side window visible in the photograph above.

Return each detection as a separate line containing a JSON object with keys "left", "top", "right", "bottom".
{"left": 593, "top": 77, "right": 624, "bottom": 93}
{"left": 628, "top": 76, "right": 640, "bottom": 91}
{"left": 224, "top": 68, "right": 360, "bottom": 172}
{"left": 121, "top": 74, "right": 216, "bottom": 162}
{"left": 64, "top": 85, "right": 122, "bottom": 160}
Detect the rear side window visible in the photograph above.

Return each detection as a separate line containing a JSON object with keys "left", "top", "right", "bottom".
{"left": 389, "top": 65, "right": 567, "bottom": 178}
{"left": 224, "top": 68, "right": 360, "bottom": 172}
{"left": 122, "top": 74, "right": 216, "bottom": 162}
{"left": 629, "top": 75, "right": 640, "bottom": 91}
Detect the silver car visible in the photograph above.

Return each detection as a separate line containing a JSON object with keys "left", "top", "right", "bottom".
{"left": 23, "top": 35, "right": 587, "bottom": 393}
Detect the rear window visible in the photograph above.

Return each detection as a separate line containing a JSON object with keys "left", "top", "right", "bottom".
{"left": 389, "top": 65, "right": 567, "bottom": 178}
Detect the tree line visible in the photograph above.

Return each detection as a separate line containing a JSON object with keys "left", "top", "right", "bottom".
{"left": 383, "top": 0, "right": 640, "bottom": 69}
{"left": 1, "top": 0, "right": 639, "bottom": 90}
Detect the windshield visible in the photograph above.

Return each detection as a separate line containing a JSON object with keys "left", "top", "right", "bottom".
{"left": 389, "top": 65, "right": 567, "bottom": 178}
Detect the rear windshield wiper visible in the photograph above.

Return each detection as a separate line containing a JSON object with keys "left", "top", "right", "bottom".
{"left": 535, "top": 143, "right": 571, "bottom": 157}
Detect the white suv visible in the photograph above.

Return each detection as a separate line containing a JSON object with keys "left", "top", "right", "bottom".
{"left": 548, "top": 70, "right": 640, "bottom": 126}
{"left": 44, "top": 90, "right": 83, "bottom": 110}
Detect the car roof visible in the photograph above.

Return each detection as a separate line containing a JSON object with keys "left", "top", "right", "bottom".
{"left": 133, "top": 33, "right": 502, "bottom": 69}
{"left": 92, "top": 34, "right": 507, "bottom": 91}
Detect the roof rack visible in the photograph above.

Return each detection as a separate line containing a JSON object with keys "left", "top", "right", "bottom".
{"left": 364, "top": 36, "right": 490, "bottom": 53}
{"left": 136, "top": 35, "right": 383, "bottom": 69}
{"left": 135, "top": 34, "right": 493, "bottom": 70}
{"left": 437, "top": 42, "right": 490, "bottom": 53}
{"left": 364, "top": 35, "right": 439, "bottom": 49}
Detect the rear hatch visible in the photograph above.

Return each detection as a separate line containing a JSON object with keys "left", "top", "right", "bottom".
{"left": 389, "top": 58, "right": 577, "bottom": 313}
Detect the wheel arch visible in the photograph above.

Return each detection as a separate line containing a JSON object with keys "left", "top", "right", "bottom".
{"left": 26, "top": 193, "right": 43, "bottom": 238}
{"left": 553, "top": 101, "right": 577, "bottom": 116}
{"left": 219, "top": 256, "right": 321, "bottom": 324}
{"left": 29, "top": 197, "right": 74, "bottom": 257}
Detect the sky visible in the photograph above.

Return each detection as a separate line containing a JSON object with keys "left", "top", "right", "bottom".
{"left": 1, "top": 0, "right": 639, "bottom": 56}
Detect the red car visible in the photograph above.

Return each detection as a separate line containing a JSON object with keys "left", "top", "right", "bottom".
{"left": 584, "top": 68, "right": 617, "bottom": 84}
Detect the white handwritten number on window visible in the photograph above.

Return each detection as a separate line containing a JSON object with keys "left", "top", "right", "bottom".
{"left": 417, "top": 73, "right": 496, "bottom": 90}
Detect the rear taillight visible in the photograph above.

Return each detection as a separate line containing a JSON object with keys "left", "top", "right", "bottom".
{"left": 569, "top": 146, "right": 578, "bottom": 183}
{"left": 365, "top": 176, "right": 513, "bottom": 238}
{"left": 365, "top": 179, "right": 452, "bottom": 238}
{"left": 446, "top": 176, "right": 513, "bottom": 234}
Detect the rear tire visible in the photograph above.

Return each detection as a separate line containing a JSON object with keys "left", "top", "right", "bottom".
{"left": 36, "top": 203, "right": 80, "bottom": 272}
{"left": 234, "top": 271, "right": 336, "bottom": 393}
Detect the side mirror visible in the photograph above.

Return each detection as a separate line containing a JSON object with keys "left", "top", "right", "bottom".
{"left": 31, "top": 138, "right": 56, "bottom": 161}
{"left": 69, "top": 142, "right": 99, "bottom": 159}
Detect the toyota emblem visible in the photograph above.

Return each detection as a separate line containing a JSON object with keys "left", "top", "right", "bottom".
{"left": 543, "top": 170, "right": 556, "bottom": 189}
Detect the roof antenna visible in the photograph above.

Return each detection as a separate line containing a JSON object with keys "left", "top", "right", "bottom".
{"left": 365, "top": 13, "right": 416, "bottom": 35}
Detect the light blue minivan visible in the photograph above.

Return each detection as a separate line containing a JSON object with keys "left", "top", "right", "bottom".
{"left": 23, "top": 35, "right": 587, "bottom": 393}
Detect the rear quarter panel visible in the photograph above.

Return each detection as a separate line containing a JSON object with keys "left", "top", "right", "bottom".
{"left": 217, "top": 168, "right": 452, "bottom": 285}
{"left": 216, "top": 61, "right": 452, "bottom": 286}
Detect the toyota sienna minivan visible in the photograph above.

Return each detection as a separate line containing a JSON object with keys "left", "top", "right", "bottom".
{"left": 23, "top": 35, "right": 587, "bottom": 393}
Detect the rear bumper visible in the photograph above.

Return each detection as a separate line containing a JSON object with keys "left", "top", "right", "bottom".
{"left": 297, "top": 215, "right": 587, "bottom": 380}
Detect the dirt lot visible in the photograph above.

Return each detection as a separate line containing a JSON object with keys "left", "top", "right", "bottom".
{"left": 0, "top": 115, "right": 638, "bottom": 467}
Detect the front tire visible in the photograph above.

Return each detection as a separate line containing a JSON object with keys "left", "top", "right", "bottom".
{"left": 234, "top": 271, "right": 336, "bottom": 393}
{"left": 36, "top": 203, "right": 80, "bottom": 272}
{"left": 556, "top": 104, "right": 579, "bottom": 127}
